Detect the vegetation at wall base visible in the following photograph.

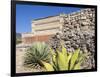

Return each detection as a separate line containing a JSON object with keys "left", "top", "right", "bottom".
{"left": 41, "top": 45, "right": 88, "bottom": 71}
{"left": 23, "top": 41, "right": 92, "bottom": 72}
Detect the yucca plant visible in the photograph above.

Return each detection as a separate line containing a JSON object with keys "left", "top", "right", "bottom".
{"left": 24, "top": 42, "right": 51, "bottom": 70}
{"left": 41, "top": 45, "right": 87, "bottom": 71}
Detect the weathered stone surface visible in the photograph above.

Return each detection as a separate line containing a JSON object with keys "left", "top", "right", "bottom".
{"left": 49, "top": 8, "right": 95, "bottom": 69}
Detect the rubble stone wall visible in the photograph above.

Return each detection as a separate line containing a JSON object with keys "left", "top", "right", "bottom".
{"left": 50, "top": 8, "right": 95, "bottom": 69}
{"left": 61, "top": 8, "right": 95, "bottom": 52}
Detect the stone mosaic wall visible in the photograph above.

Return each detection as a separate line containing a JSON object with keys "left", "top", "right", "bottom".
{"left": 49, "top": 8, "right": 95, "bottom": 69}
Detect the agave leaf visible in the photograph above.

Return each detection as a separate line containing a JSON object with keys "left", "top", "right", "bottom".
{"left": 70, "top": 49, "right": 80, "bottom": 70}
{"left": 50, "top": 48, "right": 56, "bottom": 55}
{"left": 78, "top": 54, "right": 84, "bottom": 62}
{"left": 51, "top": 62, "right": 56, "bottom": 70}
{"left": 78, "top": 51, "right": 88, "bottom": 63}
{"left": 41, "top": 61, "right": 54, "bottom": 71}
{"left": 50, "top": 48, "right": 57, "bottom": 63}
{"left": 74, "top": 62, "right": 81, "bottom": 70}
{"left": 50, "top": 51, "right": 58, "bottom": 71}
{"left": 62, "top": 46, "right": 68, "bottom": 59}
{"left": 73, "top": 53, "right": 84, "bottom": 70}
{"left": 56, "top": 50, "right": 67, "bottom": 71}
{"left": 62, "top": 46, "right": 67, "bottom": 55}
{"left": 52, "top": 54, "right": 56, "bottom": 63}
{"left": 53, "top": 55, "right": 59, "bottom": 70}
{"left": 66, "top": 53, "right": 72, "bottom": 70}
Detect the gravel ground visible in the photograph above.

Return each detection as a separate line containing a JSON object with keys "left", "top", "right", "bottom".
{"left": 16, "top": 43, "right": 46, "bottom": 73}
{"left": 16, "top": 48, "right": 36, "bottom": 73}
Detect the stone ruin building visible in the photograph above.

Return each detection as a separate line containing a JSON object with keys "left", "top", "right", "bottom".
{"left": 22, "top": 8, "right": 95, "bottom": 69}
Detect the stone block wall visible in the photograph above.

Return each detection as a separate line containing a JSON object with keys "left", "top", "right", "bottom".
{"left": 22, "top": 34, "right": 54, "bottom": 44}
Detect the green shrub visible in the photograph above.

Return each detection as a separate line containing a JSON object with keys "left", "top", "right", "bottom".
{"left": 24, "top": 42, "right": 51, "bottom": 69}
{"left": 41, "top": 45, "right": 87, "bottom": 71}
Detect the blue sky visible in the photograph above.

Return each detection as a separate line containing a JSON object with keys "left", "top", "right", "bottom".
{"left": 16, "top": 4, "right": 82, "bottom": 33}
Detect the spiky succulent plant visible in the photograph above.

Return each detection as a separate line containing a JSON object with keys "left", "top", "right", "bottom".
{"left": 23, "top": 42, "right": 51, "bottom": 69}
{"left": 41, "top": 45, "right": 87, "bottom": 71}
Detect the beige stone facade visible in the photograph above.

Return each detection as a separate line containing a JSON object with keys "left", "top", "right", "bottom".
{"left": 22, "top": 8, "right": 94, "bottom": 44}
{"left": 22, "top": 15, "right": 63, "bottom": 44}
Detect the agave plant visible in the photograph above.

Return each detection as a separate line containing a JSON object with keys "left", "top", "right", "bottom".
{"left": 23, "top": 42, "right": 51, "bottom": 70}
{"left": 41, "top": 45, "right": 87, "bottom": 71}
